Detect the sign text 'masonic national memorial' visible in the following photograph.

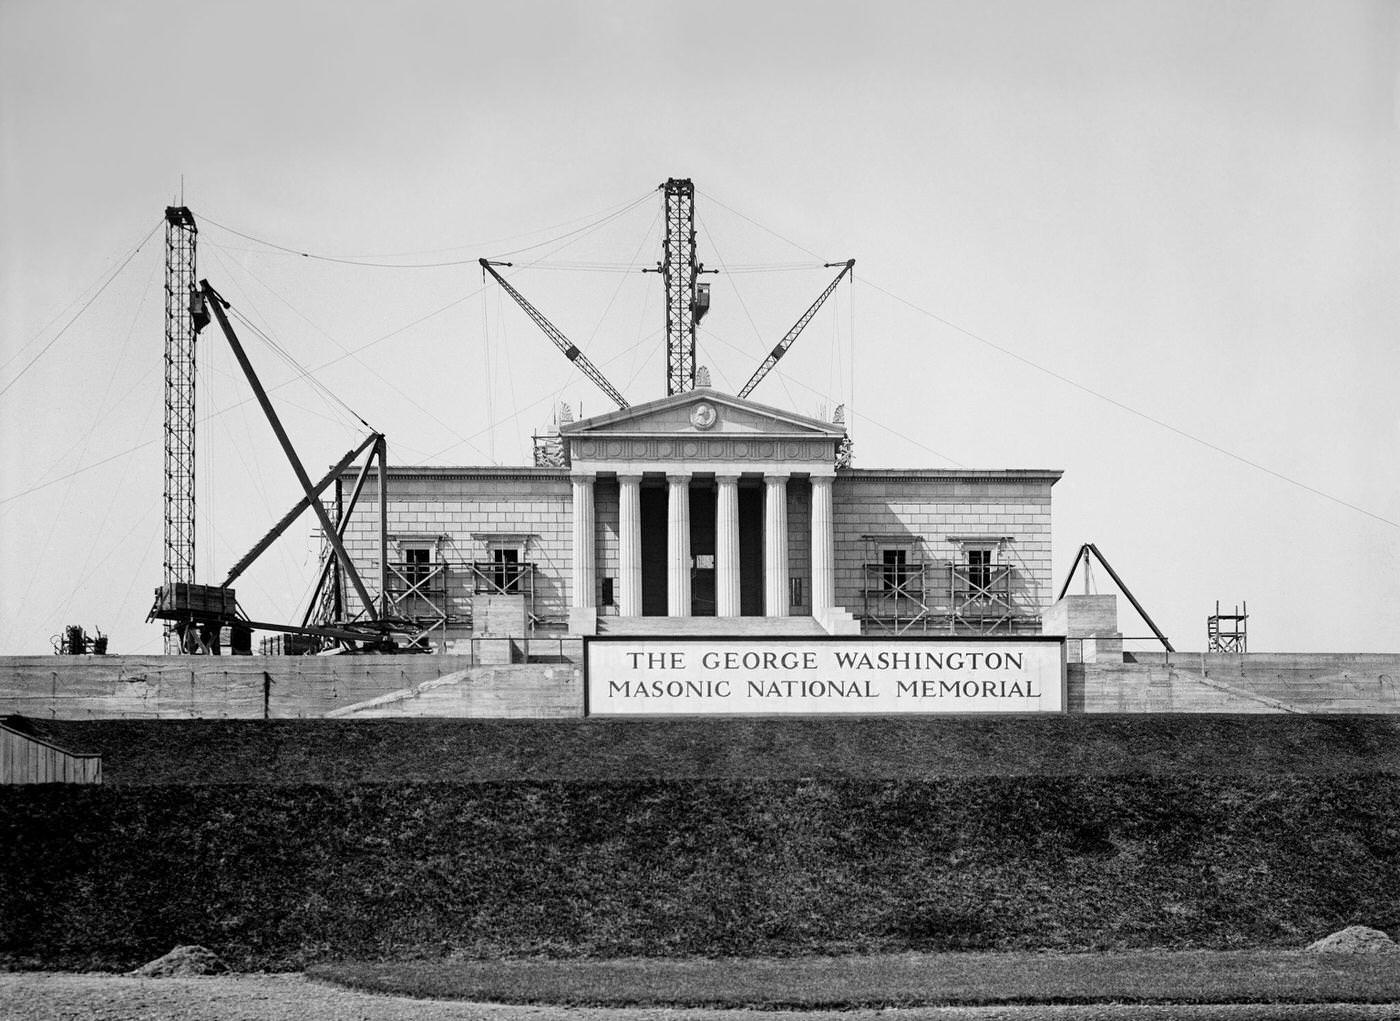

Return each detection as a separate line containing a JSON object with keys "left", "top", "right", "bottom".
{"left": 585, "top": 637, "right": 1065, "bottom": 715}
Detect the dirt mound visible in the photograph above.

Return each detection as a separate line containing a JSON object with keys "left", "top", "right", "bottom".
{"left": 130, "top": 945, "right": 228, "bottom": 977}
{"left": 1305, "top": 925, "right": 1399, "bottom": 954}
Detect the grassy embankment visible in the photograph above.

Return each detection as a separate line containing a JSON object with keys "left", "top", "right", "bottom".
{"left": 2, "top": 716, "right": 1398, "bottom": 972}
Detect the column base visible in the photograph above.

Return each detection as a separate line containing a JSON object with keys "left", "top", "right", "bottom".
{"left": 568, "top": 606, "right": 598, "bottom": 636}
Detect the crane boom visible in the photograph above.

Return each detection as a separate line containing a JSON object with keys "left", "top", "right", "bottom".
{"left": 738, "top": 259, "right": 854, "bottom": 399}
{"left": 479, "top": 259, "right": 629, "bottom": 410}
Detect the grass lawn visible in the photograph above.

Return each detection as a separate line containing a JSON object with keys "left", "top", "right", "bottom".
{"left": 308, "top": 950, "right": 1400, "bottom": 1008}
{"left": 28, "top": 715, "right": 1400, "bottom": 785}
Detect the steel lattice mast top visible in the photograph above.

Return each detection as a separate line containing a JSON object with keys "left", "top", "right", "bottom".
{"left": 657, "top": 178, "right": 702, "bottom": 396}
{"left": 162, "top": 206, "right": 198, "bottom": 649}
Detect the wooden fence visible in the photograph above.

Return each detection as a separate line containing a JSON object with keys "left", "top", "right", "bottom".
{"left": 0, "top": 721, "right": 102, "bottom": 784}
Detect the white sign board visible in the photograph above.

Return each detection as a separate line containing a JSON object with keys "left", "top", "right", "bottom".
{"left": 585, "top": 637, "right": 1065, "bottom": 716}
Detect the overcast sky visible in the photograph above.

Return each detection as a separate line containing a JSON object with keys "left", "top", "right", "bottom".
{"left": 2, "top": 0, "right": 1397, "bottom": 655}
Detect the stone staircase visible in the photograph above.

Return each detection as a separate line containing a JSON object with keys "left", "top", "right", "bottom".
{"left": 597, "top": 616, "right": 828, "bottom": 637}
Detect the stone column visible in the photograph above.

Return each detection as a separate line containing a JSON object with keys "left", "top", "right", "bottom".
{"left": 763, "top": 473, "right": 790, "bottom": 616}
{"left": 810, "top": 475, "right": 835, "bottom": 619}
{"left": 617, "top": 474, "right": 642, "bottom": 617}
{"left": 715, "top": 474, "right": 741, "bottom": 618}
{"left": 570, "top": 473, "right": 596, "bottom": 610}
{"left": 667, "top": 474, "right": 691, "bottom": 616}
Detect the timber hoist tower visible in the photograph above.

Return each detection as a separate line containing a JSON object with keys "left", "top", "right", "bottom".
{"left": 162, "top": 206, "right": 199, "bottom": 652}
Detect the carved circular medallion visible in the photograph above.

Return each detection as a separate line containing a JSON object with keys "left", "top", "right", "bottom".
{"left": 689, "top": 402, "right": 718, "bottom": 430}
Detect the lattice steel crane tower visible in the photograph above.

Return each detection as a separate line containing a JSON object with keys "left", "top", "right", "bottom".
{"left": 163, "top": 206, "right": 199, "bottom": 652}
{"left": 650, "top": 178, "right": 711, "bottom": 396}
{"left": 485, "top": 178, "right": 849, "bottom": 411}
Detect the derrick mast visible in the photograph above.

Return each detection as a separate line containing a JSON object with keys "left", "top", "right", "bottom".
{"left": 163, "top": 206, "right": 198, "bottom": 652}
{"left": 657, "top": 178, "right": 707, "bottom": 395}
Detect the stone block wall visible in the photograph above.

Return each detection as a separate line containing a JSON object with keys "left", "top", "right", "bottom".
{"left": 1043, "top": 595, "right": 1124, "bottom": 663}
{"left": 339, "top": 469, "right": 572, "bottom": 644}
{"left": 332, "top": 466, "right": 1058, "bottom": 640}
{"left": 832, "top": 469, "right": 1058, "bottom": 628}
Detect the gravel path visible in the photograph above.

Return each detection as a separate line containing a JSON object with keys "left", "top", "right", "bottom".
{"left": 4, "top": 973, "right": 1400, "bottom": 1021}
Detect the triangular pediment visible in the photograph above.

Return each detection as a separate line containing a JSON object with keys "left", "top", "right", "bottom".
{"left": 561, "top": 390, "right": 845, "bottom": 439}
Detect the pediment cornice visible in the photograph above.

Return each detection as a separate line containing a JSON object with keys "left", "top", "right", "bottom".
{"left": 560, "top": 389, "right": 844, "bottom": 439}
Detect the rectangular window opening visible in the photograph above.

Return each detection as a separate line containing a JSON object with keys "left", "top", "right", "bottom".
{"left": 967, "top": 548, "right": 992, "bottom": 594}
{"left": 491, "top": 547, "right": 521, "bottom": 594}
{"left": 402, "top": 546, "right": 431, "bottom": 588}
{"left": 881, "top": 549, "right": 907, "bottom": 592}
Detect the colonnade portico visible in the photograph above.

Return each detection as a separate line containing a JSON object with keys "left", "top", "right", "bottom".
{"left": 569, "top": 467, "right": 837, "bottom": 623}
{"left": 559, "top": 389, "right": 850, "bottom": 632}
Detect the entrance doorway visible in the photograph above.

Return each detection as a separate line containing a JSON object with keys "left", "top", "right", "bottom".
{"left": 738, "top": 484, "right": 764, "bottom": 615}
{"left": 635, "top": 477, "right": 767, "bottom": 617}
{"left": 640, "top": 484, "right": 667, "bottom": 616}
{"left": 690, "top": 486, "right": 715, "bottom": 616}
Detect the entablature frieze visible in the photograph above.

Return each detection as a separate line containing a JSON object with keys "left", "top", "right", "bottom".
{"left": 569, "top": 435, "right": 837, "bottom": 466}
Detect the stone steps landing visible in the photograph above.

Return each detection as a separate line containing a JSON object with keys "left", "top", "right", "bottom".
{"left": 597, "top": 616, "right": 827, "bottom": 637}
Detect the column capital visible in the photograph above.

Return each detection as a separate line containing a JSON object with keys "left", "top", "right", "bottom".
{"left": 665, "top": 472, "right": 691, "bottom": 485}
{"left": 616, "top": 473, "right": 643, "bottom": 485}
{"left": 810, "top": 474, "right": 834, "bottom": 489}
{"left": 570, "top": 470, "right": 597, "bottom": 483}
{"left": 714, "top": 473, "right": 741, "bottom": 484}
{"left": 763, "top": 472, "right": 791, "bottom": 485}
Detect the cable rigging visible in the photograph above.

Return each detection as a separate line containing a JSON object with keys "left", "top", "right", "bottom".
{"left": 0, "top": 219, "right": 161, "bottom": 399}
{"left": 197, "top": 189, "right": 654, "bottom": 269}
{"left": 696, "top": 187, "right": 1399, "bottom": 532}
{"left": 203, "top": 242, "right": 481, "bottom": 458}
{"left": 858, "top": 276, "right": 1400, "bottom": 531}
{"left": 3, "top": 188, "right": 655, "bottom": 509}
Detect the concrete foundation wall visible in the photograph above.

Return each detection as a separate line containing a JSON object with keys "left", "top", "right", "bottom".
{"left": 8, "top": 652, "right": 1397, "bottom": 719}
{"left": 327, "top": 663, "right": 581, "bottom": 718}
{"left": 1080, "top": 653, "right": 1400, "bottom": 714}
{"left": 0, "top": 655, "right": 572, "bottom": 720}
